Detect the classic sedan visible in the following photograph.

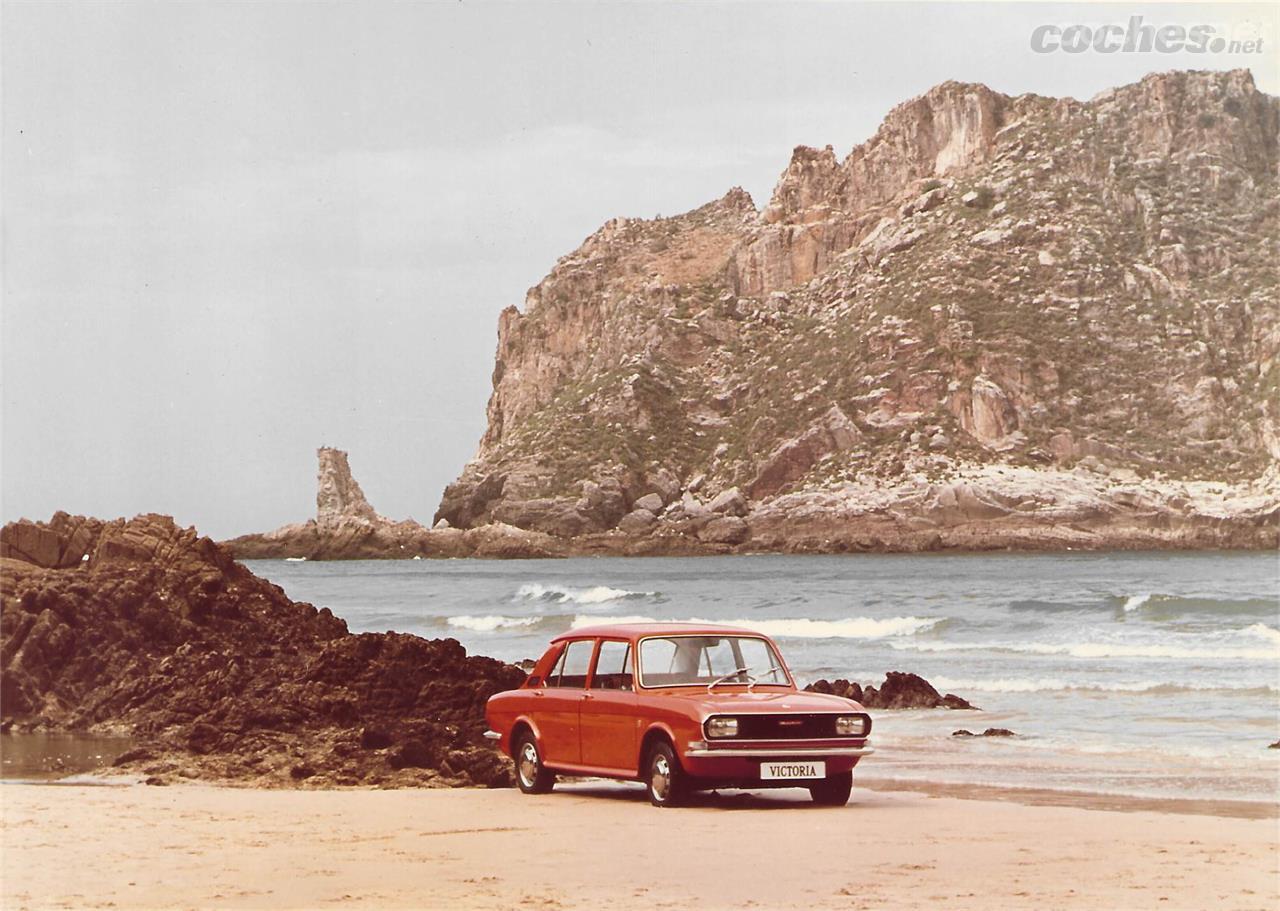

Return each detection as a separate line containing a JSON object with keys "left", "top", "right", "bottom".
{"left": 484, "top": 622, "right": 873, "bottom": 806}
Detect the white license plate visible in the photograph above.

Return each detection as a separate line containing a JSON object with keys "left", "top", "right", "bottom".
{"left": 760, "top": 760, "right": 826, "bottom": 780}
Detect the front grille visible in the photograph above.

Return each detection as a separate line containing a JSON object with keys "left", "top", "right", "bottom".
{"left": 734, "top": 714, "right": 841, "bottom": 739}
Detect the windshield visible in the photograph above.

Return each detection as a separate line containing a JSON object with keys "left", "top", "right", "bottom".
{"left": 638, "top": 635, "right": 790, "bottom": 688}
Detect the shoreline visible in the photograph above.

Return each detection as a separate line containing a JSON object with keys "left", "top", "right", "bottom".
{"left": 4, "top": 771, "right": 1277, "bottom": 821}
{"left": 4, "top": 780, "right": 1276, "bottom": 910}
{"left": 855, "top": 777, "right": 1279, "bottom": 821}
{"left": 223, "top": 533, "right": 1280, "bottom": 561}
{"left": 230, "top": 543, "right": 1280, "bottom": 561}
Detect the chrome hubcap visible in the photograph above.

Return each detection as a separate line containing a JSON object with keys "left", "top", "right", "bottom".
{"left": 651, "top": 755, "right": 671, "bottom": 801}
{"left": 518, "top": 742, "right": 538, "bottom": 786}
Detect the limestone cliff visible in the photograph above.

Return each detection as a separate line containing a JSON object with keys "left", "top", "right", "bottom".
{"left": 436, "top": 69, "right": 1279, "bottom": 553}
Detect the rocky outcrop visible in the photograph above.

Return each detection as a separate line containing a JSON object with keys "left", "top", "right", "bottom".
{"left": 432, "top": 69, "right": 1278, "bottom": 555}
{"left": 1, "top": 513, "right": 526, "bottom": 786}
{"left": 805, "top": 673, "right": 975, "bottom": 710}
{"left": 749, "top": 405, "right": 862, "bottom": 498}
{"left": 953, "top": 728, "right": 1017, "bottom": 737}
{"left": 223, "top": 449, "right": 562, "bottom": 560}
{"left": 316, "top": 447, "right": 380, "bottom": 522}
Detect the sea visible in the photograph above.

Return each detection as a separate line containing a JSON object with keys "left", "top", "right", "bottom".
{"left": 243, "top": 551, "right": 1280, "bottom": 807}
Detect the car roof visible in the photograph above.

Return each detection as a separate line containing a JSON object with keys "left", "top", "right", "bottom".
{"left": 552, "top": 621, "right": 765, "bottom": 642}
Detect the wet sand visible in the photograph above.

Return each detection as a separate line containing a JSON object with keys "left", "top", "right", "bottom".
{"left": 2, "top": 780, "right": 1277, "bottom": 910}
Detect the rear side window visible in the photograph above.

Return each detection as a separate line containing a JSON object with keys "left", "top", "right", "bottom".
{"left": 591, "top": 640, "right": 632, "bottom": 690}
{"left": 549, "top": 640, "right": 594, "bottom": 688}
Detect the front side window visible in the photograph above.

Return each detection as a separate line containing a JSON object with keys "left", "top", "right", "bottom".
{"left": 638, "top": 636, "right": 789, "bottom": 688}
{"left": 548, "top": 639, "right": 594, "bottom": 688}
{"left": 591, "top": 640, "right": 632, "bottom": 690}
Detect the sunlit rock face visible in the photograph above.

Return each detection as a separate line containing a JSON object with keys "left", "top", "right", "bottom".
{"left": 437, "top": 69, "right": 1279, "bottom": 552}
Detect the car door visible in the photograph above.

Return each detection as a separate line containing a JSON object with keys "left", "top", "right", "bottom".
{"left": 578, "top": 639, "right": 639, "bottom": 774}
{"left": 538, "top": 639, "right": 594, "bottom": 766}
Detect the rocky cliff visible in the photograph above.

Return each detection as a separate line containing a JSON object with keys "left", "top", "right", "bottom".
{"left": 436, "top": 69, "right": 1280, "bottom": 553}
{"left": 0, "top": 513, "right": 527, "bottom": 785}
{"left": 224, "top": 447, "right": 565, "bottom": 559}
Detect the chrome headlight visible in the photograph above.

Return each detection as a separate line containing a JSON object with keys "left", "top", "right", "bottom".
{"left": 835, "top": 715, "right": 867, "bottom": 736}
{"left": 706, "top": 717, "right": 739, "bottom": 739}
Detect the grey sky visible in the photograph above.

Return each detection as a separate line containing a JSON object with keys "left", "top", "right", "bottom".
{"left": 3, "top": 1, "right": 1276, "bottom": 540}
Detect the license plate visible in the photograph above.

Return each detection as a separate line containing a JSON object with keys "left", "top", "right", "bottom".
{"left": 760, "top": 760, "right": 826, "bottom": 780}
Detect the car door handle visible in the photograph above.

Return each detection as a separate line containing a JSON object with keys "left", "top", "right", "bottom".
{"left": 533, "top": 690, "right": 544, "bottom": 697}
{"left": 581, "top": 693, "right": 593, "bottom": 700}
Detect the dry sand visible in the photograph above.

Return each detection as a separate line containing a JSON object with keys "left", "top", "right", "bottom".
{"left": 3, "top": 780, "right": 1277, "bottom": 911}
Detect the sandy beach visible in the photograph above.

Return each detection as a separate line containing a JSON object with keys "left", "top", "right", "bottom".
{"left": 3, "top": 781, "right": 1276, "bottom": 911}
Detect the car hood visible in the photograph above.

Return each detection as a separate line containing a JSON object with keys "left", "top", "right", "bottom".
{"left": 654, "top": 688, "right": 865, "bottom": 715}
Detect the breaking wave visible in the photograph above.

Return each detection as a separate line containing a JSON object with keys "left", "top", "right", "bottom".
{"left": 514, "top": 583, "right": 656, "bottom": 605}
{"left": 1121, "top": 593, "right": 1152, "bottom": 613}
{"left": 568, "top": 615, "right": 943, "bottom": 639}
{"left": 929, "top": 676, "right": 1278, "bottom": 696}
{"left": 1243, "top": 622, "right": 1280, "bottom": 646}
{"left": 1109, "top": 594, "right": 1278, "bottom": 618}
{"left": 892, "top": 632, "right": 1280, "bottom": 661}
{"left": 447, "top": 615, "right": 546, "bottom": 633}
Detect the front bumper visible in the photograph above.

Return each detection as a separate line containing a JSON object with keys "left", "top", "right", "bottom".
{"left": 681, "top": 740, "right": 874, "bottom": 781}
{"left": 686, "top": 744, "right": 874, "bottom": 758}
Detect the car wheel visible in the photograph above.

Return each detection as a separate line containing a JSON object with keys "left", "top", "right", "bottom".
{"left": 808, "top": 770, "right": 853, "bottom": 806}
{"left": 514, "top": 733, "right": 555, "bottom": 794}
{"left": 645, "top": 741, "right": 688, "bottom": 808}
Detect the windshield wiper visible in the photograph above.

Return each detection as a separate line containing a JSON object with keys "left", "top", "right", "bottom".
{"left": 708, "top": 666, "right": 757, "bottom": 693}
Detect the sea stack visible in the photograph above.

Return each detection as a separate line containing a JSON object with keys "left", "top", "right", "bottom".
{"left": 222, "top": 448, "right": 562, "bottom": 560}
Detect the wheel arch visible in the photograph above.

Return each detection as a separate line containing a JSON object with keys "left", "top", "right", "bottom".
{"left": 638, "top": 722, "right": 678, "bottom": 769}
{"left": 508, "top": 716, "right": 542, "bottom": 759}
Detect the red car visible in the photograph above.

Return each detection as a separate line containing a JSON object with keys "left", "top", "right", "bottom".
{"left": 484, "top": 622, "right": 874, "bottom": 807}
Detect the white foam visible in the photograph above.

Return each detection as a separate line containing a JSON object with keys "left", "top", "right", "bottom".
{"left": 930, "top": 676, "right": 1071, "bottom": 693}
{"left": 515, "top": 583, "right": 655, "bottom": 605}
{"left": 1242, "top": 623, "right": 1280, "bottom": 646}
{"left": 447, "top": 615, "right": 542, "bottom": 633}
{"left": 567, "top": 614, "right": 942, "bottom": 639}
{"left": 929, "top": 676, "right": 1278, "bottom": 695}
{"left": 1121, "top": 593, "right": 1152, "bottom": 613}
{"left": 892, "top": 638, "right": 1279, "bottom": 661}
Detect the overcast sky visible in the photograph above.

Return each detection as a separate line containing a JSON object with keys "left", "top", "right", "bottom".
{"left": 3, "top": 1, "right": 1276, "bottom": 540}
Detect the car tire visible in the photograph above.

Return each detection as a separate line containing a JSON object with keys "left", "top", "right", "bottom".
{"left": 514, "top": 733, "right": 555, "bottom": 794}
{"left": 645, "top": 741, "right": 688, "bottom": 808}
{"left": 808, "top": 770, "right": 853, "bottom": 806}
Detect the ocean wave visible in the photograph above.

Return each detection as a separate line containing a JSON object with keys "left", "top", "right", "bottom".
{"left": 1109, "top": 594, "right": 1278, "bottom": 618}
{"left": 515, "top": 582, "right": 656, "bottom": 605}
{"left": 1243, "top": 623, "right": 1280, "bottom": 646}
{"left": 1121, "top": 593, "right": 1152, "bottom": 613}
{"left": 891, "top": 638, "right": 1279, "bottom": 661}
{"left": 447, "top": 615, "right": 546, "bottom": 633}
{"left": 928, "top": 676, "right": 1278, "bottom": 696}
{"left": 568, "top": 615, "right": 943, "bottom": 639}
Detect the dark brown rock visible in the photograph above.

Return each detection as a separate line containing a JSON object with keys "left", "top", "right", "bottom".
{"left": 1, "top": 513, "right": 528, "bottom": 787}
{"left": 805, "top": 672, "right": 976, "bottom": 710}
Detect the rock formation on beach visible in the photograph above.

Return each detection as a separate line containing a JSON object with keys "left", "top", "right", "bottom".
{"left": 1, "top": 513, "right": 527, "bottom": 786}
{"left": 223, "top": 447, "right": 564, "bottom": 559}
{"left": 805, "top": 672, "right": 975, "bottom": 710}
{"left": 433, "top": 69, "right": 1279, "bottom": 555}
